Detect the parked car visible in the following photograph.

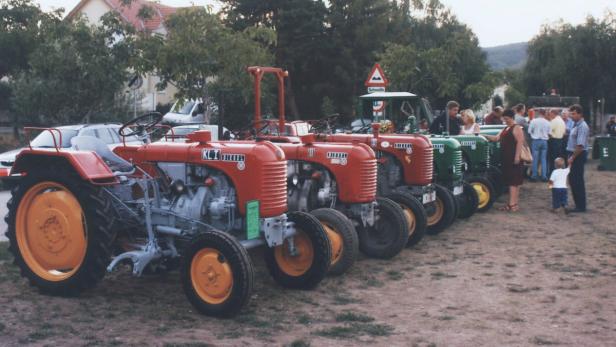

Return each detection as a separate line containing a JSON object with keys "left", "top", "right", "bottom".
{"left": 0, "top": 123, "right": 141, "bottom": 170}
{"left": 162, "top": 99, "right": 218, "bottom": 125}
{"left": 159, "top": 124, "right": 233, "bottom": 142}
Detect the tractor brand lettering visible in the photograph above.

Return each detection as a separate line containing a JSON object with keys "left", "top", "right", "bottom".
{"left": 222, "top": 154, "right": 246, "bottom": 162}
{"left": 202, "top": 149, "right": 221, "bottom": 160}
{"left": 326, "top": 152, "right": 348, "bottom": 159}
{"left": 394, "top": 143, "right": 412, "bottom": 149}
{"left": 460, "top": 141, "right": 477, "bottom": 150}
{"left": 202, "top": 150, "right": 245, "bottom": 163}
{"left": 308, "top": 147, "right": 316, "bottom": 157}
{"left": 603, "top": 147, "right": 609, "bottom": 157}
{"left": 433, "top": 144, "right": 445, "bottom": 154}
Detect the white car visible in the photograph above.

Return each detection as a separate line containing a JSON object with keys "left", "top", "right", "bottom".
{"left": 162, "top": 99, "right": 217, "bottom": 125}
{"left": 0, "top": 123, "right": 141, "bottom": 170}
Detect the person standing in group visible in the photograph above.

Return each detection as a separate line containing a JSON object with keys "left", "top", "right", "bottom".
{"left": 547, "top": 108, "right": 566, "bottom": 175}
{"left": 561, "top": 110, "right": 574, "bottom": 155}
{"left": 484, "top": 109, "right": 526, "bottom": 212}
{"left": 484, "top": 106, "right": 504, "bottom": 125}
{"left": 430, "top": 101, "right": 462, "bottom": 135}
{"left": 527, "top": 109, "right": 551, "bottom": 181}
{"left": 566, "top": 104, "right": 590, "bottom": 213}
{"left": 460, "top": 109, "right": 481, "bottom": 134}
{"left": 513, "top": 104, "right": 528, "bottom": 127}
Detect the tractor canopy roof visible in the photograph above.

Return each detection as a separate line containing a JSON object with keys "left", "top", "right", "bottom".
{"left": 359, "top": 92, "right": 418, "bottom": 101}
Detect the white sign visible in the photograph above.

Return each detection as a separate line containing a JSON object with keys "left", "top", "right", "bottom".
{"left": 367, "top": 86, "right": 386, "bottom": 93}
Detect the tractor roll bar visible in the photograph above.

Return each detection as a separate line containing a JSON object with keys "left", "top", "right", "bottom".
{"left": 247, "top": 66, "right": 289, "bottom": 135}
{"left": 24, "top": 127, "right": 63, "bottom": 152}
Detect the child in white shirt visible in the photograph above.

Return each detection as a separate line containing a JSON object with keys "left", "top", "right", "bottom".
{"left": 548, "top": 157, "right": 570, "bottom": 213}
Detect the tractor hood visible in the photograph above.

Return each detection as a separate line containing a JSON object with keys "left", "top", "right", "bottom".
{"left": 429, "top": 136, "right": 463, "bottom": 182}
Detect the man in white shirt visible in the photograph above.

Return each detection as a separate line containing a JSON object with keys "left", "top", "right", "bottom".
{"left": 548, "top": 109, "right": 566, "bottom": 175}
{"left": 528, "top": 110, "right": 551, "bottom": 181}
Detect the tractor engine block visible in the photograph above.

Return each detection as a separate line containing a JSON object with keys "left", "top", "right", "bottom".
{"left": 286, "top": 161, "right": 337, "bottom": 212}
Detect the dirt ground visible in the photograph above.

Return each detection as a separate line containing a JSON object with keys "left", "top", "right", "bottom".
{"left": 0, "top": 161, "right": 615, "bottom": 347}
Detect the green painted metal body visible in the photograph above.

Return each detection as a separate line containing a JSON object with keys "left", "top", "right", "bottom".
{"left": 479, "top": 125, "right": 506, "bottom": 169}
{"left": 428, "top": 136, "right": 464, "bottom": 189}
{"left": 453, "top": 134, "right": 491, "bottom": 175}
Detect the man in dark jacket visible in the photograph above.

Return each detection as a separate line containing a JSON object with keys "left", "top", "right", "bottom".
{"left": 430, "top": 101, "right": 461, "bottom": 135}
{"left": 483, "top": 106, "right": 504, "bottom": 125}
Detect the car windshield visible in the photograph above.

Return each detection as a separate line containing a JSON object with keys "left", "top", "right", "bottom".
{"left": 171, "top": 100, "right": 196, "bottom": 115}
{"left": 172, "top": 127, "right": 198, "bottom": 136}
{"left": 30, "top": 129, "right": 79, "bottom": 148}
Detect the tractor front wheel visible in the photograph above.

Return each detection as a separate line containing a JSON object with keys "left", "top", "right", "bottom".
{"left": 468, "top": 176, "right": 495, "bottom": 212}
{"left": 5, "top": 168, "right": 114, "bottom": 295}
{"left": 311, "top": 208, "right": 358, "bottom": 276}
{"left": 264, "top": 211, "right": 331, "bottom": 289}
{"left": 425, "top": 184, "right": 457, "bottom": 235}
{"left": 456, "top": 182, "right": 479, "bottom": 219}
{"left": 356, "top": 197, "right": 408, "bottom": 259}
{"left": 387, "top": 192, "right": 428, "bottom": 247}
{"left": 182, "top": 231, "right": 254, "bottom": 318}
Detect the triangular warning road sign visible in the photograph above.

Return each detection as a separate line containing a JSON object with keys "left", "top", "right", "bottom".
{"left": 365, "top": 63, "right": 389, "bottom": 87}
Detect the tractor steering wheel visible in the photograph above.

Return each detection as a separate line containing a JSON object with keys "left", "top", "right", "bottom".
{"left": 309, "top": 114, "right": 339, "bottom": 134}
{"left": 119, "top": 112, "right": 164, "bottom": 139}
{"left": 232, "top": 119, "right": 276, "bottom": 140}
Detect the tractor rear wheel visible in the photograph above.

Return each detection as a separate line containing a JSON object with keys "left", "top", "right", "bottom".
{"left": 264, "top": 211, "right": 331, "bottom": 289}
{"left": 488, "top": 167, "right": 504, "bottom": 196}
{"left": 5, "top": 167, "right": 114, "bottom": 295}
{"left": 426, "top": 184, "right": 457, "bottom": 235}
{"left": 457, "top": 182, "right": 479, "bottom": 219}
{"left": 386, "top": 192, "right": 427, "bottom": 247}
{"left": 182, "top": 231, "right": 254, "bottom": 318}
{"left": 356, "top": 197, "right": 408, "bottom": 259}
{"left": 468, "top": 176, "right": 495, "bottom": 212}
{"left": 311, "top": 208, "right": 358, "bottom": 276}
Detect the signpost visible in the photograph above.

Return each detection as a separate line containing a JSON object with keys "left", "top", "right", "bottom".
{"left": 365, "top": 63, "right": 389, "bottom": 118}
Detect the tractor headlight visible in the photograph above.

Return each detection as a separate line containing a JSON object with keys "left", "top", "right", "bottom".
{"left": 291, "top": 174, "right": 299, "bottom": 186}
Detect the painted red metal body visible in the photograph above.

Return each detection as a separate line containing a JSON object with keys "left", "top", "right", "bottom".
{"left": 286, "top": 122, "right": 434, "bottom": 186}
{"left": 114, "top": 135, "right": 288, "bottom": 217}
{"left": 246, "top": 67, "right": 377, "bottom": 204}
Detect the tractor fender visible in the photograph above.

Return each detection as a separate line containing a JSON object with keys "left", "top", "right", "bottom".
{"left": 10, "top": 150, "right": 117, "bottom": 185}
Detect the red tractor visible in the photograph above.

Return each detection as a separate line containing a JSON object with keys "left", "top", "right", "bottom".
{"left": 1, "top": 116, "right": 332, "bottom": 317}
{"left": 234, "top": 67, "right": 411, "bottom": 270}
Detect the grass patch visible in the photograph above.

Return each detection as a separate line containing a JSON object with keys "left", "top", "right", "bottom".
{"left": 335, "top": 311, "right": 374, "bottom": 323}
{"left": 430, "top": 271, "right": 457, "bottom": 279}
{"left": 27, "top": 323, "right": 56, "bottom": 341}
{"left": 286, "top": 339, "right": 311, "bottom": 347}
{"left": 164, "top": 343, "right": 215, "bottom": 347}
{"left": 314, "top": 322, "right": 393, "bottom": 339}
{"left": 331, "top": 294, "right": 359, "bottom": 306}
{"left": 297, "top": 314, "right": 312, "bottom": 325}
{"left": 386, "top": 270, "right": 404, "bottom": 281}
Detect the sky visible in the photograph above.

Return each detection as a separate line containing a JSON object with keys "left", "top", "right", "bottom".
{"left": 36, "top": 0, "right": 615, "bottom": 47}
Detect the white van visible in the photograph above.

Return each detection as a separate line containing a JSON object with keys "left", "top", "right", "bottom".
{"left": 162, "top": 99, "right": 217, "bottom": 125}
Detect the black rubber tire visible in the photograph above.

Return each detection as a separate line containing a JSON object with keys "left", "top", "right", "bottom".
{"left": 181, "top": 231, "right": 254, "bottom": 318}
{"left": 426, "top": 184, "right": 457, "bottom": 235}
{"left": 5, "top": 165, "right": 115, "bottom": 296}
{"left": 264, "top": 211, "right": 331, "bottom": 289}
{"left": 457, "top": 182, "right": 479, "bottom": 219}
{"left": 310, "top": 208, "right": 358, "bottom": 276}
{"left": 356, "top": 197, "right": 408, "bottom": 259}
{"left": 468, "top": 176, "right": 496, "bottom": 212}
{"left": 387, "top": 191, "right": 427, "bottom": 247}
{"left": 488, "top": 166, "right": 504, "bottom": 196}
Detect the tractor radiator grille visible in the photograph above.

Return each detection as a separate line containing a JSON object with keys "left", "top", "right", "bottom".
{"left": 420, "top": 146, "right": 434, "bottom": 181}
{"left": 485, "top": 144, "right": 491, "bottom": 168}
{"left": 359, "top": 159, "right": 378, "bottom": 201}
{"left": 453, "top": 149, "right": 463, "bottom": 179}
{"left": 261, "top": 161, "right": 288, "bottom": 216}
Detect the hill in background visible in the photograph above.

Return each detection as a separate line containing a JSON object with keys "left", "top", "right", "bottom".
{"left": 483, "top": 42, "right": 528, "bottom": 71}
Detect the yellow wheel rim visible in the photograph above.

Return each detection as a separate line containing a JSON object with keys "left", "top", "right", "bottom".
{"left": 190, "top": 248, "right": 233, "bottom": 305}
{"left": 472, "top": 182, "right": 490, "bottom": 209}
{"left": 401, "top": 205, "right": 416, "bottom": 236}
{"left": 15, "top": 181, "right": 87, "bottom": 282}
{"left": 274, "top": 230, "right": 314, "bottom": 277}
{"left": 322, "top": 223, "right": 343, "bottom": 266}
{"left": 426, "top": 197, "right": 444, "bottom": 226}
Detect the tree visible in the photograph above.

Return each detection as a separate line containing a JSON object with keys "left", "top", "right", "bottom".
{"left": 11, "top": 13, "right": 134, "bottom": 125}
{"left": 523, "top": 13, "right": 616, "bottom": 116}
{"left": 135, "top": 8, "right": 274, "bottom": 128}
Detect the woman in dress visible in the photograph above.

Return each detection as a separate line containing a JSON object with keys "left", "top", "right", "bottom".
{"left": 460, "top": 109, "right": 481, "bottom": 135}
{"left": 485, "top": 109, "right": 526, "bottom": 212}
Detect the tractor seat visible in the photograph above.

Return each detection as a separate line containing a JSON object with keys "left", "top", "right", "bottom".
{"left": 70, "top": 136, "right": 134, "bottom": 174}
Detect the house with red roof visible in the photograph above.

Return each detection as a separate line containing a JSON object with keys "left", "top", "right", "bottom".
{"left": 67, "top": 0, "right": 189, "bottom": 108}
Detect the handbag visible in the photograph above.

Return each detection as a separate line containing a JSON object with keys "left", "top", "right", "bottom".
{"left": 520, "top": 142, "right": 533, "bottom": 163}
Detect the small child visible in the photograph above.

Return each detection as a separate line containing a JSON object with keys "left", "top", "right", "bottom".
{"left": 548, "top": 157, "right": 570, "bottom": 213}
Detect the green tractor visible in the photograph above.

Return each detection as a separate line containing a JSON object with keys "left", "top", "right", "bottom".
{"left": 353, "top": 92, "right": 479, "bottom": 219}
